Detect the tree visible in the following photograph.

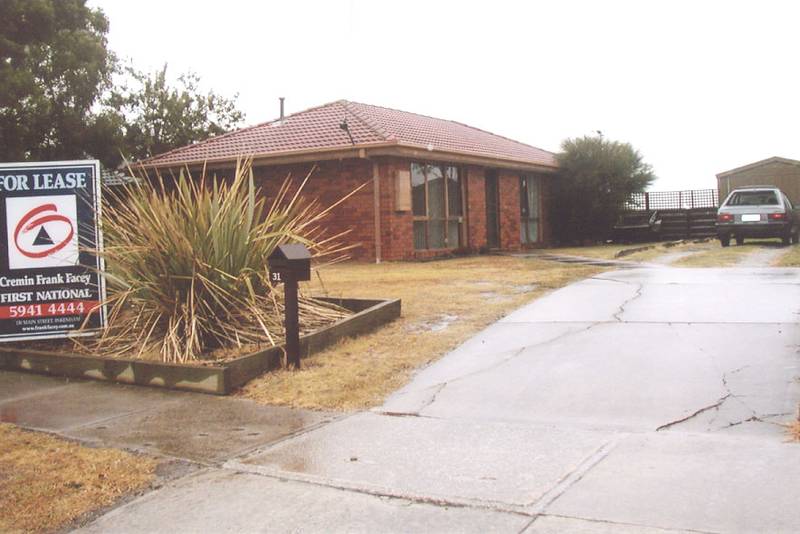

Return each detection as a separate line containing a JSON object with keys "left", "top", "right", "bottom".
{"left": 0, "top": 1, "right": 244, "bottom": 169}
{"left": 0, "top": 0, "right": 116, "bottom": 163}
{"left": 108, "top": 65, "right": 245, "bottom": 163}
{"left": 552, "top": 134, "right": 656, "bottom": 244}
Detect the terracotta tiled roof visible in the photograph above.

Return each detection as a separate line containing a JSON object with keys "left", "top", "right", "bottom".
{"left": 140, "top": 100, "right": 557, "bottom": 169}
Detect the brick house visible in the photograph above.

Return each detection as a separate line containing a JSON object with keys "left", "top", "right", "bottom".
{"left": 140, "top": 100, "right": 559, "bottom": 261}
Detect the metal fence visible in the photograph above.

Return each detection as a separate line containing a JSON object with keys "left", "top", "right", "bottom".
{"left": 625, "top": 189, "right": 719, "bottom": 211}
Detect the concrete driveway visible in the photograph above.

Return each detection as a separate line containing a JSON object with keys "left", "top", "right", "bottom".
{"left": 82, "top": 267, "right": 800, "bottom": 533}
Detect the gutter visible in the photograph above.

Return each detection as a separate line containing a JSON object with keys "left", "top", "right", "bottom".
{"left": 136, "top": 141, "right": 560, "bottom": 175}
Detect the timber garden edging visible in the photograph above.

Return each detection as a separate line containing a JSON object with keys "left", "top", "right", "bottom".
{"left": 0, "top": 297, "right": 401, "bottom": 395}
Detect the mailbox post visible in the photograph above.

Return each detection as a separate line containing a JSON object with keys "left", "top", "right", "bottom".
{"left": 268, "top": 244, "right": 312, "bottom": 369}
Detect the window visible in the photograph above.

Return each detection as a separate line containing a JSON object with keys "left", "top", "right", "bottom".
{"left": 725, "top": 190, "right": 778, "bottom": 206}
{"left": 520, "top": 175, "right": 540, "bottom": 244}
{"left": 411, "top": 163, "right": 463, "bottom": 249}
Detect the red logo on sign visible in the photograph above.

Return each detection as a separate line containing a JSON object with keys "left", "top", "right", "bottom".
{"left": 13, "top": 204, "right": 74, "bottom": 259}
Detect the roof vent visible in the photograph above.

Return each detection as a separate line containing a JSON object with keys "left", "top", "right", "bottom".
{"left": 340, "top": 117, "right": 356, "bottom": 145}
{"left": 279, "top": 97, "right": 285, "bottom": 120}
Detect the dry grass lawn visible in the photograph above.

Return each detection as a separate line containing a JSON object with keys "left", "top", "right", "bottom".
{"left": 777, "top": 244, "right": 800, "bottom": 267}
{"left": 548, "top": 240, "right": 716, "bottom": 264}
{"left": 788, "top": 420, "right": 800, "bottom": 442}
{"left": 787, "top": 399, "right": 800, "bottom": 442}
{"left": 550, "top": 239, "right": 800, "bottom": 269}
{"left": 0, "top": 423, "right": 156, "bottom": 533}
{"left": 672, "top": 240, "right": 783, "bottom": 267}
{"left": 554, "top": 239, "right": 798, "bottom": 269}
{"left": 240, "top": 256, "right": 602, "bottom": 411}
{"left": 545, "top": 242, "right": 662, "bottom": 260}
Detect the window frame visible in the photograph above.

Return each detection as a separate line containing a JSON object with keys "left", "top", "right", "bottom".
{"left": 411, "top": 162, "right": 465, "bottom": 250}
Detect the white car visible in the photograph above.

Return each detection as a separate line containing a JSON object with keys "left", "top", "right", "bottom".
{"left": 716, "top": 186, "right": 799, "bottom": 247}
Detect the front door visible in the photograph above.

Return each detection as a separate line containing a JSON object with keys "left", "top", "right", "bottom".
{"left": 485, "top": 171, "right": 500, "bottom": 248}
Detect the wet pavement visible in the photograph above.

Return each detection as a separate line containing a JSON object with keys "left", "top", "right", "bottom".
{"left": 238, "top": 412, "right": 619, "bottom": 509}
{"left": 7, "top": 265, "right": 800, "bottom": 533}
{"left": 0, "top": 373, "right": 336, "bottom": 463}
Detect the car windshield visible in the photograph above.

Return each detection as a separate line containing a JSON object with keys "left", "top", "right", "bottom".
{"left": 725, "top": 191, "right": 779, "bottom": 206}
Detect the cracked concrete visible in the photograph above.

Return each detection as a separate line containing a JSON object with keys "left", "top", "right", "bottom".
{"left": 78, "top": 468, "right": 533, "bottom": 534}
{"left": 653, "top": 363, "right": 771, "bottom": 432}
{"left": 382, "top": 323, "right": 605, "bottom": 416}
{"left": 612, "top": 282, "right": 643, "bottom": 321}
{"left": 67, "top": 266, "right": 800, "bottom": 533}
{"left": 656, "top": 393, "right": 732, "bottom": 431}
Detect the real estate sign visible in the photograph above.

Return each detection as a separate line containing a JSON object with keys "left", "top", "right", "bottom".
{"left": 0, "top": 160, "right": 106, "bottom": 341}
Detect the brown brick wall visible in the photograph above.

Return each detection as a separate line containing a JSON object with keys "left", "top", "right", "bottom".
{"left": 379, "top": 158, "right": 414, "bottom": 261}
{"left": 251, "top": 159, "right": 376, "bottom": 261}
{"left": 718, "top": 161, "right": 800, "bottom": 205}
{"left": 204, "top": 157, "right": 552, "bottom": 262}
{"left": 498, "top": 170, "right": 522, "bottom": 251}
{"left": 465, "top": 166, "right": 488, "bottom": 251}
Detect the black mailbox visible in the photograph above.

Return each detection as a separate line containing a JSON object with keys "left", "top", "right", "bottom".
{"left": 267, "top": 243, "right": 311, "bottom": 369}
{"left": 268, "top": 243, "right": 311, "bottom": 283}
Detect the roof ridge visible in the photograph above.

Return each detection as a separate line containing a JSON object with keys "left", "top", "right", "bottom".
{"left": 138, "top": 99, "right": 353, "bottom": 165}
{"left": 341, "top": 100, "right": 391, "bottom": 141}
{"left": 347, "top": 100, "right": 556, "bottom": 156}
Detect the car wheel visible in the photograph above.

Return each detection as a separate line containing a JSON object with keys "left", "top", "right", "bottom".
{"left": 720, "top": 236, "right": 730, "bottom": 247}
{"left": 792, "top": 232, "right": 799, "bottom": 245}
{"left": 782, "top": 233, "right": 791, "bottom": 246}
{"left": 735, "top": 236, "right": 744, "bottom": 246}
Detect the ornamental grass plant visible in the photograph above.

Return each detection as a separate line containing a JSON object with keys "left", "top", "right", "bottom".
{"left": 82, "top": 158, "right": 360, "bottom": 363}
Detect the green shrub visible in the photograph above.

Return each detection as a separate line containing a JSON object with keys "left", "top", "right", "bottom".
{"left": 552, "top": 135, "right": 655, "bottom": 244}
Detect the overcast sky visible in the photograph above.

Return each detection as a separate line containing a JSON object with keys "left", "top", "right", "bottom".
{"left": 91, "top": 0, "right": 800, "bottom": 191}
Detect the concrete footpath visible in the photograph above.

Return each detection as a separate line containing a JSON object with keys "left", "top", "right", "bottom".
{"left": 0, "top": 372, "right": 336, "bottom": 465}
{"left": 4, "top": 266, "right": 800, "bottom": 533}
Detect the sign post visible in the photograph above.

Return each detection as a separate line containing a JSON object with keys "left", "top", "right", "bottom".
{"left": 283, "top": 274, "right": 300, "bottom": 368}
{"left": 0, "top": 160, "right": 106, "bottom": 341}
{"left": 267, "top": 244, "right": 311, "bottom": 369}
